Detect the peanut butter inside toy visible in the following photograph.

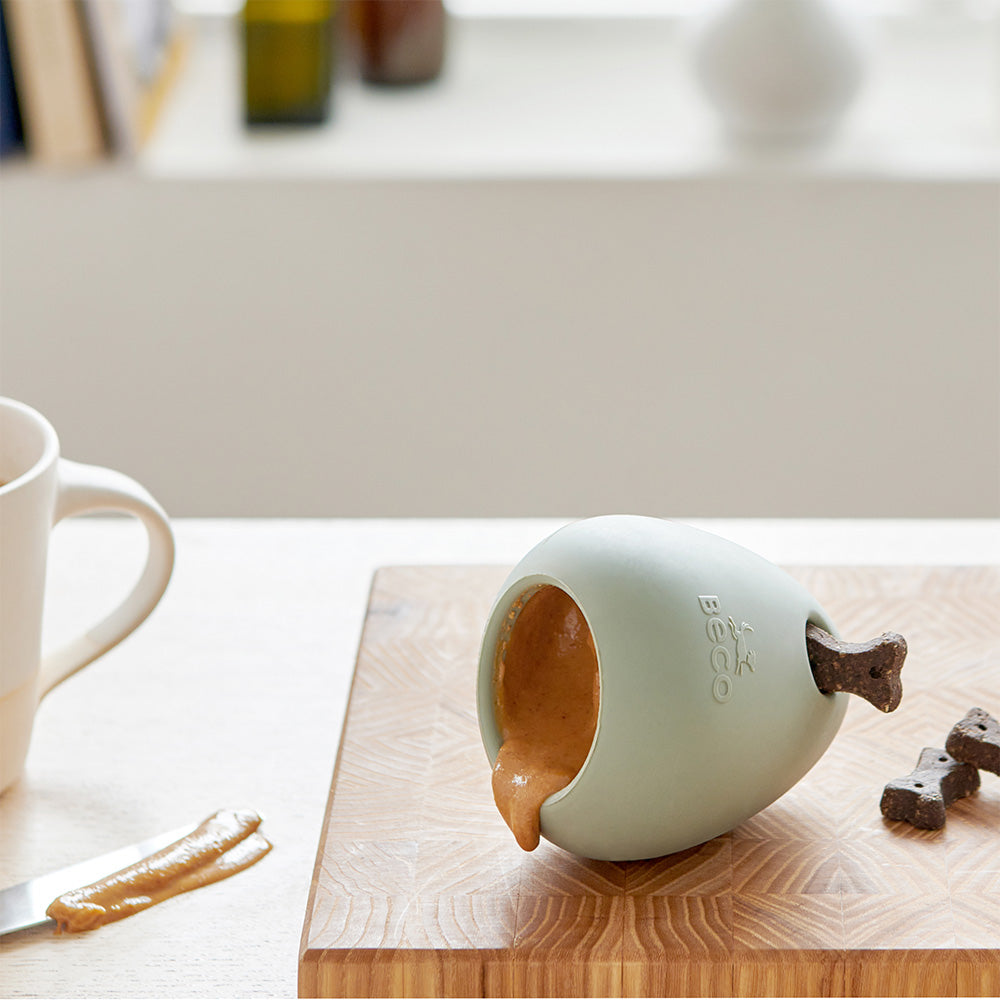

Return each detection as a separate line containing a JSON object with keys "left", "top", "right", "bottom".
{"left": 492, "top": 585, "right": 599, "bottom": 851}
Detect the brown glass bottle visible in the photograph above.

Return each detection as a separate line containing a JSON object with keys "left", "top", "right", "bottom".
{"left": 243, "top": 1, "right": 337, "bottom": 124}
{"left": 354, "top": 0, "right": 446, "bottom": 86}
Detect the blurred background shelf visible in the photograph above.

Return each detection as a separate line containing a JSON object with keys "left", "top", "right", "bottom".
{"left": 1, "top": 5, "right": 998, "bottom": 519}
{"left": 143, "top": 10, "right": 1000, "bottom": 178}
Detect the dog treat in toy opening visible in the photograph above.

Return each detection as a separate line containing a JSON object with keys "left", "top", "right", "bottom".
{"left": 491, "top": 586, "right": 599, "bottom": 851}
{"left": 805, "top": 623, "right": 907, "bottom": 712}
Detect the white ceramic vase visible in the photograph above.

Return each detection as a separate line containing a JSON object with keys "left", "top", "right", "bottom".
{"left": 692, "top": 0, "right": 868, "bottom": 146}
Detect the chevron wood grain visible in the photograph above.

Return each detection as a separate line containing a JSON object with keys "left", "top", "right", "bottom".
{"left": 299, "top": 565, "right": 1000, "bottom": 997}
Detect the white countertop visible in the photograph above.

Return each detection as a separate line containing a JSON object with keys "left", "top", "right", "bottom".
{"left": 1, "top": 517, "right": 997, "bottom": 997}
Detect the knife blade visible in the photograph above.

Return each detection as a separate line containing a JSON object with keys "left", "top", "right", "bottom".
{"left": 0, "top": 823, "right": 197, "bottom": 936}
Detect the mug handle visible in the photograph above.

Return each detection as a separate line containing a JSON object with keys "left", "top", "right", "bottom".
{"left": 37, "top": 459, "right": 176, "bottom": 699}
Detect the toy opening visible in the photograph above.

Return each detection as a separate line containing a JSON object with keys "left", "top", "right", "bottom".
{"left": 490, "top": 584, "right": 599, "bottom": 852}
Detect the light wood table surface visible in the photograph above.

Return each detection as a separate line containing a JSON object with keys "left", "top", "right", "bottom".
{"left": 1, "top": 518, "right": 997, "bottom": 998}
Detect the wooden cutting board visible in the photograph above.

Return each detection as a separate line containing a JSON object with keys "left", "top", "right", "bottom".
{"left": 299, "top": 565, "right": 1000, "bottom": 998}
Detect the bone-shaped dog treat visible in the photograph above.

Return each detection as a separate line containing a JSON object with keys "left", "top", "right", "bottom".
{"left": 945, "top": 707, "right": 1000, "bottom": 776}
{"left": 880, "top": 747, "right": 980, "bottom": 829}
{"left": 805, "top": 624, "right": 907, "bottom": 712}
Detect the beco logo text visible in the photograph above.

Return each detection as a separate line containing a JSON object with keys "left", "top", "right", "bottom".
{"left": 698, "top": 595, "right": 757, "bottom": 704}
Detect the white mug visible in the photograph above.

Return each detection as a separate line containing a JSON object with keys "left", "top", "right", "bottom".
{"left": 0, "top": 398, "right": 175, "bottom": 794}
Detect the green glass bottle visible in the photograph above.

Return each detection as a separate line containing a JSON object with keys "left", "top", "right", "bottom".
{"left": 243, "top": 1, "right": 337, "bottom": 125}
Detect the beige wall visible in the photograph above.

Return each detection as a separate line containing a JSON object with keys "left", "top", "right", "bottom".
{"left": 1, "top": 171, "right": 997, "bottom": 517}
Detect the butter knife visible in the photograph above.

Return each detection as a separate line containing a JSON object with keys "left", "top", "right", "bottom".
{"left": 0, "top": 823, "right": 196, "bottom": 936}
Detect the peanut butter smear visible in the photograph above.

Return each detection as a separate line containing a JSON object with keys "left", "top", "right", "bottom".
{"left": 45, "top": 809, "right": 271, "bottom": 933}
{"left": 492, "top": 586, "right": 599, "bottom": 851}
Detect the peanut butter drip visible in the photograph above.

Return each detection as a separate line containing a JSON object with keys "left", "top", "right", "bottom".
{"left": 492, "top": 586, "right": 599, "bottom": 851}
{"left": 46, "top": 809, "right": 271, "bottom": 933}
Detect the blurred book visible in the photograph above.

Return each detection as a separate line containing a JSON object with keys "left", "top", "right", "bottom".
{"left": 3, "top": 0, "right": 105, "bottom": 165}
{"left": 0, "top": 2, "right": 24, "bottom": 157}
{"left": 119, "top": 0, "right": 173, "bottom": 85}
{"left": 79, "top": 0, "right": 142, "bottom": 155}
{"left": 1, "top": 0, "right": 184, "bottom": 165}
{"left": 114, "top": 0, "right": 188, "bottom": 144}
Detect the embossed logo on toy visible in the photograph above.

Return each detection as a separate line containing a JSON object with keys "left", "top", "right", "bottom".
{"left": 698, "top": 595, "right": 757, "bottom": 703}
